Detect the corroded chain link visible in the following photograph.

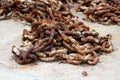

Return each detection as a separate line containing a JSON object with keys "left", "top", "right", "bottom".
{"left": 77, "top": 0, "right": 120, "bottom": 25}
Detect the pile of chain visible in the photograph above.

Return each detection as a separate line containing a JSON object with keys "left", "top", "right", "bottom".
{"left": 78, "top": 0, "right": 120, "bottom": 25}
{"left": 0, "top": 0, "right": 80, "bottom": 21}
{"left": 0, "top": 0, "right": 113, "bottom": 65}
{"left": 12, "top": 19, "right": 113, "bottom": 65}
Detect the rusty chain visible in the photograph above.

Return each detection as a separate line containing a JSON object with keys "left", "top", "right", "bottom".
{"left": 0, "top": 0, "right": 113, "bottom": 65}
{"left": 77, "top": 0, "right": 120, "bottom": 25}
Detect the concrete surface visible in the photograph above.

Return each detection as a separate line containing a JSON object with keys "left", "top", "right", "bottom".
{"left": 0, "top": 13, "right": 120, "bottom": 80}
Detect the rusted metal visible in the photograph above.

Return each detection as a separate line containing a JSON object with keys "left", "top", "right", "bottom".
{"left": 78, "top": 0, "right": 120, "bottom": 25}
{"left": 0, "top": 0, "right": 113, "bottom": 65}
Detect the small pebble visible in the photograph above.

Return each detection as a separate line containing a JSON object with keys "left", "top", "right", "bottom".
{"left": 82, "top": 71, "right": 88, "bottom": 76}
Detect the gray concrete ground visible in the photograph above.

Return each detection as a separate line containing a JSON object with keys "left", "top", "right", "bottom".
{"left": 0, "top": 13, "right": 120, "bottom": 80}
